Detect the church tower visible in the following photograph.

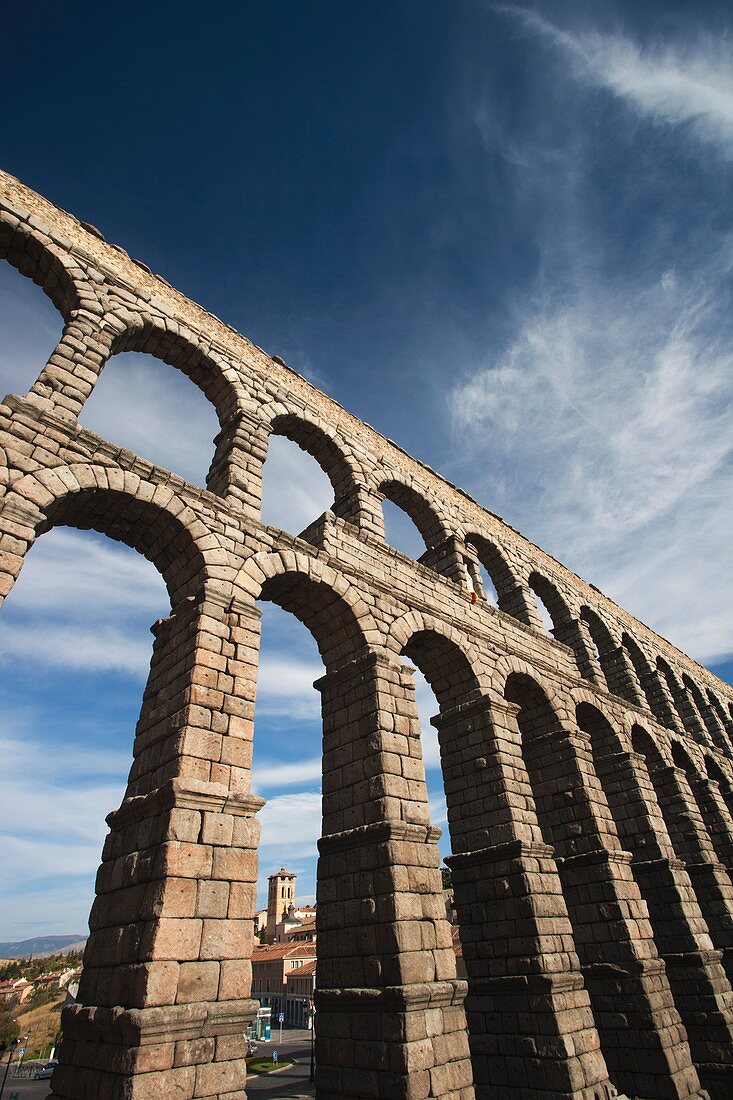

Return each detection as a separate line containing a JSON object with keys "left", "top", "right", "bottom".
{"left": 265, "top": 867, "right": 297, "bottom": 943}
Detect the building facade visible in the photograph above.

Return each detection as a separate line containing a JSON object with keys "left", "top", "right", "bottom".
{"left": 2, "top": 170, "right": 733, "bottom": 1099}
{"left": 250, "top": 942, "right": 317, "bottom": 1028}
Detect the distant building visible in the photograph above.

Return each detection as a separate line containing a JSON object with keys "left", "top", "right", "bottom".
{"left": 273, "top": 904, "right": 317, "bottom": 943}
{"left": 0, "top": 977, "right": 33, "bottom": 1006}
{"left": 265, "top": 868, "right": 297, "bottom": 943}
{"left": 284, "top": 918, "right": 316, "bottom": 943}
{"left": 251, "top": 941, "right": 317, "bottom": 1027}
{"left": 286, "top": 959, "right": 316, "bottom": 1026}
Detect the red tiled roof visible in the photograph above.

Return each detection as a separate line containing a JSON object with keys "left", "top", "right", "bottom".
{"left": 287, "top": 959, "right": 317, "bottom": 979}
{"left": 251, "top": 942, "right": 316, "bottom": 962}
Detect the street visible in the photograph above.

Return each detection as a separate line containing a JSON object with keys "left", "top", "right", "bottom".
{"left": 0, "top": 1030, "right": 315, "bottom": 1100}
{"left": 246, "top": 1029, "right": 315, "bottom": 1098}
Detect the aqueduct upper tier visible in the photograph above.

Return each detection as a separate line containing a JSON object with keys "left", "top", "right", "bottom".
{"left": 2, "top": 169, "right": 733, "bottom": 1100}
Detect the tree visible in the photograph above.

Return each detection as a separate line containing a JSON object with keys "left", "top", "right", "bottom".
{"left": 0, "top": 1010, "right": 19, "bottom": 1050}
{"left": 440, "top": 865, "right": 452, "bottom": 890}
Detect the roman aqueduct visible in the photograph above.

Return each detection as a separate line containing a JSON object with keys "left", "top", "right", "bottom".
{"left": 2, "top": 170, "right": 733, "bottom": 1100}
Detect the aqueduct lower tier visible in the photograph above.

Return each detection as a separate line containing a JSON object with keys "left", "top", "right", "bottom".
{"left": 2, "top": 171, "right": 733, "bottom": 1100}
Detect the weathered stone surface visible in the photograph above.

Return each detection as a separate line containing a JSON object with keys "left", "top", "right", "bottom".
{"left": 1, "top": 169, "right": 733, "bottom": 1098}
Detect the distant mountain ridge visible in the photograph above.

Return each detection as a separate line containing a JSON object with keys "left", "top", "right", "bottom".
{"left": 0, "top": 935, "right": 86, "bottom": 959}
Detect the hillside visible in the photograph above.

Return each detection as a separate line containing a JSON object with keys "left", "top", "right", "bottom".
{"left": 16, "top": 991, "right": 66, "bottom": 1059}
{"left": 0, "top": 936, "right": 86, "bottom": 959}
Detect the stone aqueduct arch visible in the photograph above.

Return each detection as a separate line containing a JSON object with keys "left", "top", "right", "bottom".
{"left": 3, "top": 170, "right": 733, "bottom": 1100}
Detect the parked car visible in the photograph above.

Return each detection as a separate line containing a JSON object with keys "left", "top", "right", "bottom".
{"left": 35, "top": 1060, "right": 58, "bottom": 1079}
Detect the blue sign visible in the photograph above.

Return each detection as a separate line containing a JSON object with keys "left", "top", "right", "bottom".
{"left": 273, "top": 1049, "right": 279, "bottom": 1064}
{"left": 278, "top": 1012, "right": 284, "bottom": 1023}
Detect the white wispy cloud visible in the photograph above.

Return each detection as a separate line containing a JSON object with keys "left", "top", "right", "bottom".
{"left": 0, "top": 727, "right": 128, "bottom": 938}
{"left": 502, "top": 6, "right": 733, "bottom": 155}
{"left": 254, "top": 756, "right": 322, "bottom": 789}
{"left": 0, "top": 623, "right": 153, "bottom": 676}
{"left": 451, "top": 266, "right": 733, "bottom": 662}
{"left": 255, "top": 654, "right": 323, "bottom": 720}
{"left": 257, "top": 791, "right": 322, "bottom": 848}
{"left": 0, "top": 527, "right": 166, "bottom": 676}
{"left": 0, "top": 729, "right": 130, "bottom": 782}
{"left": 4, "top": 528, "right": 165, "bottom": 614}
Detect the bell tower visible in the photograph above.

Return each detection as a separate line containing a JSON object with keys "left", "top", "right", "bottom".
{"left": 265, "top": 867, "right": 297, "bottom": 943}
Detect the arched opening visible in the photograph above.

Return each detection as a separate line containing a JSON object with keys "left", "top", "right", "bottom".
{"left": 576, "top": 700, "right": 624, "bottom": 759}
{"left": 707, "top": 755, "right": 731, "bottom": 788}
{"left": 379, "top": 480, "right": 445, "bottom": 560}
{"left": 580, "top": 607, "right": 637, "bottom": 704}
{"left": 583, "top": 707, "right": 733, "bottom": 1086}
{"left": 400, "top": 629, "right": 484, "bottom": 856}
{"left": 580, "top": 607, "right": 612, "bottom": 682}
{"left": 706, "top": 755, "right": 733, "bottom": 828}
{"left": 464, "top": 555, "right": 498, "bottom": 604}
{"left": 683, "top": 674, "right": 723, "bottom": 748}
{"left": 248, "top": 571, "right": 470, "bottom": 1089}
{"left": 0, "top": 255, "right": 66, "bottom": 400}
{"left": 505, "top": 677, "right": 610, "bottom": 869}
{"left": 260, "top": 433, "right": 333, "bottom": 537}
{"left": 657, "top": 658, "right": 706, "bottom": 742}
{"left": 0, "top": 222, "right": 80, "bottom": 321}
{"left": 707, "top": 690, "right": 733, "bottom": 752}
{"left": 633, "top": 723, "right": 733, "bottom": 988}
{"left": 622, "top": 632, "right": 676, "bottom": 728}
{"left": 580, "top": 704, "right": 672, "bottom": 874}
{"left": 0, "top": 526, "right": 168, "bottom": 960}
{"left": 0, "top": 482, "right": 210, "bottom": 1065}
{"left": 631, "top": 724, "right": 666, "bottom": 769}
{"left": 79, "top": 350, "right": 221, "bottom": 488}
{"left": 110, "top": 324, "right": 240, "bottom": 425}
{"left": 506, "top": 675, "right": 678, "bottom": 1098}
{"left": 267, "top": 414, "right": 361, "bottom": 528}
{"left": 528, "top": 572, "right": 569, "bottom": 635}
{"left": 249, "top": 598, "right": 323, "bottom": 1024}
{"left": 671, "top": 740, "right": 698, "bottom": 776}
{"left": 398, "top": 629, "right": 510, "bottom": 1086}
{"left": 672, "top": 740, "right": 733, "bottom": 872}
{"left": 463, "top": 534, "right": 515, "bottom": 611}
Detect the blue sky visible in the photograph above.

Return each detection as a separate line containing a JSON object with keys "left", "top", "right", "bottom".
{"left": 1, "top": 1, "right": 733, "bottom": 938}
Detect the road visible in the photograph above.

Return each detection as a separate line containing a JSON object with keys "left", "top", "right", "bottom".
{"left": 0, "top": 1031, "right": 315, "bottom": 1100}
{"left": 247, "top": 1029, "right": 315, "bottom": 1098}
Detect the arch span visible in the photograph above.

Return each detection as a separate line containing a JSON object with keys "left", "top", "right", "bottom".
{"left": 109, "top": 315, "right": 244, "bottom": 427}
{"left": 402, "top": 628, "right": 483, "bottom": 714}
{"left": 378, "top": 477, "right": 448, "bottom": 551}
{"left": 529, "top": 570, "right": 572, "bottom": 630}
{"left": 237, "top": 549, "right": 379, "bottom": 666}
{"left": 463, "top": 532, "right": 518, "bottom": 603}
{"left": 0, "top": 216, "right": 89, "bottom": 320}
{"left": 632, "top": 723, "right": 670, "bottom": 771}
{"left": 576, "top": 698, "right": 627, "bottom": 758}
{"left": 266, "top": 410, "right": 367, "bottom": 513}
{"left": 2, "top": 465, "right": 215, "bottom": 605}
